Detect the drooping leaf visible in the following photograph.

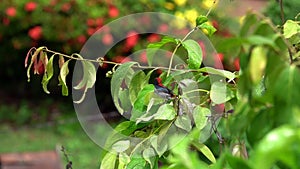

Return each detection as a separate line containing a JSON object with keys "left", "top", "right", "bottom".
{"left": 182, "top": 39, "right": 203, "bottom": 69}
{"left": 191, "top": 141, "right": 216, "bottom": 163}
{"left": 147, "top": 36, "right": 178, "bottom": 66}
{"left": 111, "top": 62, "right": 137, "bottom": 115}
{"left": 193, "top": 106, "right": 210, "bottom": 130}
{"left": 42, "top": 54, "right": 55, "bottom": 94}
{"left": 26, "top": 47, "right": 46, "bottom": 82}
{"left": 73, "top": 60, "right": 97, "bottom": 103}
{"left": 100, "top": 151, "right": 117, "bottom": 169}
{"left": 58, "top": 59, "right": 71, "bottom": 96}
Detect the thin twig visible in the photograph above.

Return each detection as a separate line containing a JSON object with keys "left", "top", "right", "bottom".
{"left": 205, "top": 0, "right": 217, "bottom": 17}
{"left": 278, "top": 0, "right": 294, "bottom": 63}
{"left": 61, "top": 146, "right": 73, "bottom": 169}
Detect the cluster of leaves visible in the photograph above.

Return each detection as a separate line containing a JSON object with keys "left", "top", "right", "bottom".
{"left": 24, "top": 7, "right": 300, "bottom": 169}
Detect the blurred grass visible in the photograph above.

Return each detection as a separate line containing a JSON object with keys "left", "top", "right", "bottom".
{"left": 0, "top": 117, "right": 103, "bottom": 168}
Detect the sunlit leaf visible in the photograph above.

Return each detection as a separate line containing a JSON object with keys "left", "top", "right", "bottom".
{"left": 100, "top": 151, "right": 117, "bottom": 169}
{"left": 283, "top": 20, "right": 300, "bottom": 39}
{"left": 182, "top": 39, "right": 203, "bottom": 69}
{"left": 249, "top": 46, "right": 267, "bottom": 85}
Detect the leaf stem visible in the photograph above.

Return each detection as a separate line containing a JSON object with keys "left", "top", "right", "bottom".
{"left": 166, "top": 27, "right": 198, "bottom": 77}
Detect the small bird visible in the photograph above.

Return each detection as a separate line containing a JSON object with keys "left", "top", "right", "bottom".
{"left": 153, "top": 77, "right": 175, "bottom": 100}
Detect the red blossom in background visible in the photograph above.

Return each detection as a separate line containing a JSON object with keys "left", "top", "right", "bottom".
{"left": 158, "top": 24, "right": 168, "bottom": 33}
{"left": 125, "top": 31, "right": 139, "bottom": 49}
{"left": 6, "top": 7, "right": 17, "bottom": 17}
{"left": 108, "top": 5, "right": 119, "bottom": 18}
{"left": 112, "top": 56, "right": 131, "bottom": 63}
{"left": 61, "top": 3, "right": 71, "bottom": 12}
{"left": 28, "top": 26, "right": 42, "bottom": 40}
{"left": 102, "top": 33, "right": 113, "bottom": 45}
{"left": 3, "top": 18, "right": 10, "bottom": 26}
{"left": 25, "top": 2, "right": 37, "bottom": 12}
{"left": 139, "top": 51, "right": 148, "bottom": 63}
{"left": 213, "top": 53, "right": 224, "bottom": 69}
{"left": 77, "top": 35, "right": 87, "bottom": 44}
{"left": 147, "top": 34, "right": 160, "bottom": 43}
{"left": 234, "top": 58, "right": 240, "bottom": 71}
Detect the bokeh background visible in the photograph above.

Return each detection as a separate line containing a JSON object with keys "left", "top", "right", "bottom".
{"left": 1, "top": 0, "right": 299, "bottom": 168}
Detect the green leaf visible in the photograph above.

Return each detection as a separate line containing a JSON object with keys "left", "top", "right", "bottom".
{"left": 199, "top": 67, "right": 236, "bottom": 81}
{"left": 226, "top": 154, "right": 251, "bottom": 169}
{"left": 126, "top": 157, "right": 149, "bottom": 169}
{"left": 154, "top": 104, "right": 176, "bottom": 120}
{"left": 283, "top": 20, "right": 300, "bottom": 39}
{"left": 174, "top": 115, "right": 192, "bottom": 132}
{"left": 143, "top": 148, "right": 157, "bottom": 169}
{"left": 147, "top": 36, "right": 177, "bottom": 66}
{"left": 112, "top": 140, "right": 130, "bottom": 153}
{"left": 118, "top": 152, "right": 130, "bottom": 169}
{"left": 73, "top": 60, "right": 97, "bottom": 103}
{"left": 253, "top": 125, "right": 300, "bottom": 169}
{"left": 245, "top": 35, "right": 277, "bottom": 49}
{"left": 42, "top": 54, "right": 55, "bottom": 94}
{"left": 100, "top": 151, "right": 117, "bottom": 169}
{"left": 239, "top": 13, "right": 257, "bottom": 37}
{"left": 111, "top": 62, "right": 137, "bottom": 115}
{"left": 196, "top": 15, "right": 208, "bottom": 26}
{"left": 150, "top": 135, "right": 168, "bottom": 157}
{"left": 129, "top": 70, "right": 147, "bottom": 104}
{"left": 131, "top": 84, "right": 155, "bottom": 121}
{"left": 210, "top": 82, "right": 229, "bottom": 104}
{"left": 191, "top": 141, "right": 216, "bottom": 163}
{"left": 249, "top": 46, "right": 267, "bottom": 85}
{"left": 58, "top": 59, "right": 71, "bottom": 96}
{"left": 199, "top": 23, "right": 217, "bottom": 36}
{"left": 193, "top": 106, "right": 210, "bottom": 130}
{"left": 182, "top": 39, "right": 203, "bottom": 69}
